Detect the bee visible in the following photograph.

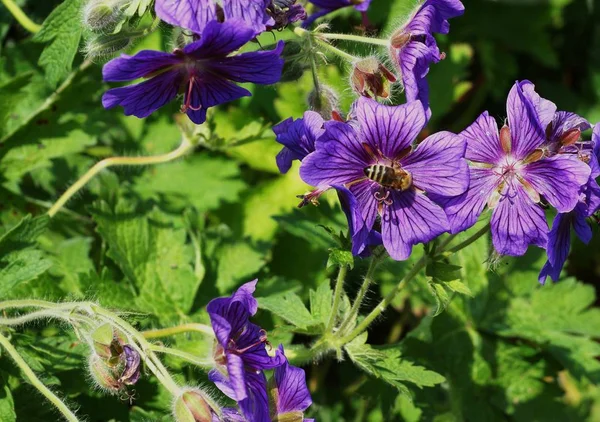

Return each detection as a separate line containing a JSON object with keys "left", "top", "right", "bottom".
{"left": 364, "top": 164, "right": 412, "bottom": 191}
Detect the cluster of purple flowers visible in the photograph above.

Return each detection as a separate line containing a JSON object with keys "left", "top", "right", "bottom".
{"left": 204, "top": 280, "right": 313, "bottom": 421}
{"left": 273, "top": 0, "right": 600, "bottom": 283}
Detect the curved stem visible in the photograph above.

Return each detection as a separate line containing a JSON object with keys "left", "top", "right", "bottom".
{"left": 0, "top": 309, "right": 94, "bottom": 328}
{"left": 339, "top": 254, "right": 429, "bottom": 346}
{"left": 0, "top": 0, "right": 41, "bottom": 34}
{"left": 149, "top": 345, "right": 213, "bottom": 368}
{"left": 338, "top": 255, "right": 383, "bottom": 334}
{"left": 0, "top": 333, "right": 79, "bottom": 422}
{"left": 90, "top": 305, "right": 182, "bottom": 396}
{"left": 142, "top": 323, "right": 214, "bottom": 340}
{"left": 317, "top": 33, "right": 389, "bottom": 47}
{"left": 293, "top": 26, "right": 357, "bottom": 63}
{"left": 48, "top": 138, "right": 195, "bottom": 217}
{"left": 326, "top": 265, "right": 348, "bottom": 333}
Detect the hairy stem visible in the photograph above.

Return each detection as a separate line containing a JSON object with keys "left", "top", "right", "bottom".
{"left": 317, "top": 32, "right": 389, "bottom": 47}
{"left": 0, "top": 0, "right": 41, "bottom": 34}
{"left": 48, "top": 137, "right": 195, "bottom": 217}
{"left": 149, "top": 345, "right": 213, "bottom": 368}
{"left": 338, "top": 255, "right": 383, "bottom": 334}
{"left": 142, "top": 323, "right": 215, "bottom": 340}
{"left": 326, "top": 265, "right": 349, "bottom": 333}
{"left": 339, "top": 254, "right": 429, "bottom": 346}
{"left": 90, "top": 305, "right": 182, "bottom": 396}
{"left": 293, "top": 26, "right": 357, "bottom": 63}
{"left": 0, "top": 333, "right": 80, "bottom": 422}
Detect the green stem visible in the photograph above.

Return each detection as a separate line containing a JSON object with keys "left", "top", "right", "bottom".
{"left": 142, "top": 323, "right": 214, "bottom": 340}
{"left": 443, "top": 223, "right": 490, "bottom": 254}
{"left": 339, "top": 254, "right": 429, "bottom": 346}
{"left": 293, "top": 26, "right": 357, "bottom": 63}
{"left": 0, "top": 0, "right": 41, "bottom": 34}
{"left": 90, "top": 305, "right": 182, "bottom": 396}
{"left": 318, "top": 32, "right": 389, "bottom": 47}
{"left": 338, "top": 256, "right": 383, "bottom": 334}
{"left": 0, "top": 333, "right": 79, "bottom": 422}
{"left": 0, "top": 309, "right": 94, "bottom": 328}
{"left": 326, "top": 265, "right": 348, "bottom": 333}
{"left": 149, "top": 345, "right": 213, "bottom": 368}
{"left": 48, "top": 137, "right": 195, "bottom": 217}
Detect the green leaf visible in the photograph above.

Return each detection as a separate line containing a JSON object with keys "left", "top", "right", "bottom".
{"left": 443, "top": 279, "right": 473, "bottom": 297}
{"left": 345, "top": 333, "right": 445, "bottom": 394}
{"left": 327, "top": 248, "right": 354, "bottom": 269}
{"left": 215, "top": 241, "right": 265, "bottom": 295}
{"left": 133, "top": 154, "right": 246, "bottom": 212}
{"left": 309, "top": 280, "right": 333, "bottom": 328}
{"left": 428, "top": 281, "right": 451, "bottom": 317}
{"left": 0, "top": 73, "right": 33, "bottom": 141}
{"left": 91, "top": 201, "right": 201, "bottom": 322}
{"left": 426, "top": 262, "right": 462, "bottom": 282}
{"left": 0, "top": 215, "right": 52, "bottom": 298}
{"left": 0, "top": 373, "right": 16, "bottom": 422}
{"left": 33, "top": 0, "right": 84, "bottom": 88}
{"left": 258, "top": 292, "right": 317, "bottom": 331}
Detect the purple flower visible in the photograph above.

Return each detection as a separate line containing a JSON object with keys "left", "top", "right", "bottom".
{"left": 300, "top": 97, "right": 469, "bottom": 260}
{"left": 539, "top": 122, "right": 600, "bottom": 283}
{"left": 268, "top": 345, "right": 313, "bottom": 421}
{"left": 268, "top": 0, "right": 307, "bottom": 30}
{"left": 274, "top": 111, "right": 325, "bottom": 173}
{"left": 155, "top": 0, "right": 274, "bottom": 36}
{"left": 207, "top": 280, "right": 284, "bottom": 422}
{"left": 438, "top": 81, "right": 591, "bottom": 256}
{"left": 102, "top": 20, "right": 284, "bottom": 124}
{"left": 388, "top": 0, "right": 464, "bottom": 118}
{"left": 304, "top": 0, "right": 371, "bottom": 27}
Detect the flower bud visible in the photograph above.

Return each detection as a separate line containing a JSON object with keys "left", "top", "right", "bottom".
{"left": 351, "top": 57, "right": 397, "bottom": 100}
{"left": 307, "top": 85, "right": 339, "bottom": 120}
{"left": 173, "top": 389, "right": 216, "bottom": 422}
{"left": 84, "top": 33, "right": 133, "bottom": 59}
{"left": 83, "top": 0, "right": 123, "bottom": 32}
{"left": 89, "top": 355, "right": 121, "bottom": 393}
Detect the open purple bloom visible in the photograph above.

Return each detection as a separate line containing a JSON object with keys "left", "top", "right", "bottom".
{"left": 300, "top": 97, "right": 469, "bottom": 260}
{"left": 155, "top": 0, "right": 274, "bottom": 36}
{"left": 102, "top": 20, "right": 284, "bottom": 124}
{"left": 539, "top": 123, "right": 600, "bottom": 283}
{"left": 274, "top": 111, "right": 325, "bottom": 173}
{"left": 438, "top": 81, "right": 591, "bottom": 256}
{"left": 207, "top": 280, "right": 284, "bottom": 422}
{"left": 268, "top": 345, "right": 313, "bottom": 421}
{"left": 388, "top": 0, "right": 464, "bottom": 118}
{"left": 304, "top": 0, "right": 371, "bottom": 27}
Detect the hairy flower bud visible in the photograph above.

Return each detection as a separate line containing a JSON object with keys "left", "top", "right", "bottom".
{"left": 307, "top": 85, "right": 339, "bottom": 120}
{"left": 173, "top": 389, "right": 217, "bottom": 422}
{"left": 83, "top": 0, "right": 123, "bottom": 32}
{"left": 84, "top": 33, "right": 133, "bottom": 59}
{"left": 351, "top": 57, "right": 397, "bottom": 99}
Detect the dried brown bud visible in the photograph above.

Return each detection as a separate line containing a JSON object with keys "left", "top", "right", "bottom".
{"left": 173, "top": 390, "right": 216, "bottom": 422}
{"left": 390, "top": 30, "right": 411, "bottom": 49}
{"left": 351, "top": 57, "right": 397, "bottom": 99}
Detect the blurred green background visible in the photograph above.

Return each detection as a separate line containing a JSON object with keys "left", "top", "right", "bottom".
{"left": 1, "top": 0, "right": 600, "bottom": 421}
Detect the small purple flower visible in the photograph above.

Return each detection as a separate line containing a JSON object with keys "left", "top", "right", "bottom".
{"left": 438, "top": 80, "right": 591, "bottom": 256}
{"left": 304, "top": 0, "right": 371, "bottom": 27}
{"left": 300, "top": 97, "right": 469, "bottom": 260}
{"left": 207, "top": 280, "right": 284, "bottom": 422}
{"left": 274, "top": 111, "right": 325, "bottom": 173}
{"left": 268, "top": 0, "right": 307, "bottom": 30}
{"left": 268, "top": 345, "right": 313, "bottom": 421}
{"left": 102, "top": 20, "right": 284, "bottom": 124}
{"left": 388, "top": 0, "right": 464, "bottom": 118}
{"left": 155, "top": 0, "right": 274, "bottom": 36}
{"left": 539, "top": 123, "right": 600, "bottom": 283}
